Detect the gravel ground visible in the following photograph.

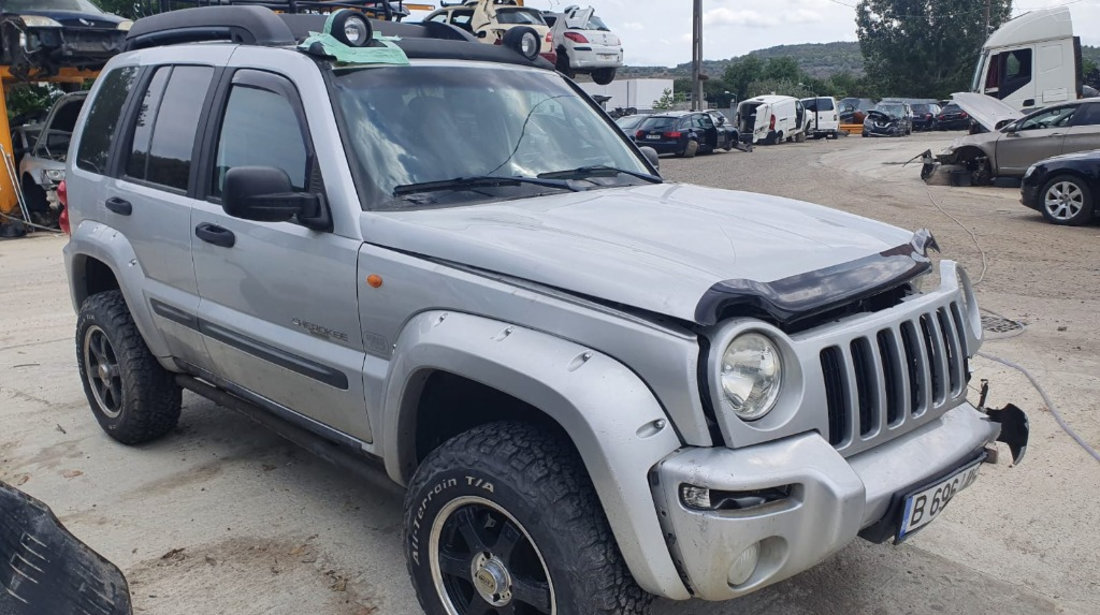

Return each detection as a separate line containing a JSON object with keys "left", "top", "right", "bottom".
{"left": 2, "top": 130, "right": 1097, "bottom": 615}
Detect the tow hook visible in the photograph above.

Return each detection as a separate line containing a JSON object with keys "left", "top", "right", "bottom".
{"left": 977, "top": 380, "right": 1030, "bottom": 465}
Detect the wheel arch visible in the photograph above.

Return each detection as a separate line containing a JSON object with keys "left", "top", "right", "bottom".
{"left": 64, "top": 221, "right": 173, "bottom": 359}
{"left": 381, "top": 310, "right": 691, "bottom": 600}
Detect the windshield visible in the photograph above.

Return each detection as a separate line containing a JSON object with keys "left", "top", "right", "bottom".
{"left": 497, "top": 8, "right": 546, "bottom": 25}
{"left": 3, "top": 0, "right": 105, "bottom": 12}
{"left": 874, "top": 104, "right": 906, "bottom": 117}
{"left": 971, "top": 52, "right": 988, "bottom": 92}
{"left": 332, "top": 65, "right": 652, "bottom": 209}
{"left": 582, "top": 15, "right": 609, "bottom": 31}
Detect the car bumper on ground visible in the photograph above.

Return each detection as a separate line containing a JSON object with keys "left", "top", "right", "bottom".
{"left": 651, "top": 402, "right": 1015, "bottom": 601}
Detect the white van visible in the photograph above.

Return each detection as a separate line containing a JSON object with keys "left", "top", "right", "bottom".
{"left": 801, "top": 96, "right": 840, "bottom": 139}
{"left": 736, "top": 95, "right": 807, "bottom": 144}
{"left": 971, "top": 7, "right": 1081, "bottom": 112}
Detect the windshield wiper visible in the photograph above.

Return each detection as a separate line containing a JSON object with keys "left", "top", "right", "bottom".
{"left": 537, "top": 165, "right": 662, "bottom": 183}
{"left": 393, "top": 175, "right": 580, "bottom": 196}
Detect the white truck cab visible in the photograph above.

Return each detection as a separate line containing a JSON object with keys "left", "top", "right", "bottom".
{"left": 971, "top": 7, "right": 1081, "bottom": 112}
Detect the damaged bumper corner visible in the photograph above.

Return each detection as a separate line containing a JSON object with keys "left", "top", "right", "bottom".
{"left": 649, "top": 401, "right": 1029, "bottom": 601}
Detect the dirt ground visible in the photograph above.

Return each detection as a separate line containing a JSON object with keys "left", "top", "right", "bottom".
{"left": 2, "top": 130, "right": 1097, "bottom": 615}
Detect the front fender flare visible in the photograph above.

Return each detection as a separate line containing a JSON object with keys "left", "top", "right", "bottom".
{"left": 381, "top": 310, "right": 691, "bottom": 600}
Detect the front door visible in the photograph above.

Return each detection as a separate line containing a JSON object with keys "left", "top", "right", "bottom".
{"left": 189, "top": 69, "right": 372, "bottom": 442}
{"left": 996, "top": 104, "right": 1076, "bottom": 175}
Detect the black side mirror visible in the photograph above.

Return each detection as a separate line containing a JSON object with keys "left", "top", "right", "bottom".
{"left": 223, "top": 166, "right": 328, "bottom": 229}
{"left": 639, "top": 146, "right": 660, "bottom": 173}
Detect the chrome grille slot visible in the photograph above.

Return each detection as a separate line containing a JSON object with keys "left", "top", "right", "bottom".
{"left": 816, "top": 299, "right": 970, "bottom": 456}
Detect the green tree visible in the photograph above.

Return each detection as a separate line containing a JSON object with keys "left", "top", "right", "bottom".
{"left": 6, "top": 84, "right": 62, "bottom": 121}
{"left": 762, "top": 57, "right": 803, "bottom": 82}
{"left": 722, "top": 55, "right": 765, "bottom": 102}
{"left": 856, "top": 0, "right": 1012, "bottom": 99}
{"left": 652, "top": 88, "right": 676, "bottom": 111}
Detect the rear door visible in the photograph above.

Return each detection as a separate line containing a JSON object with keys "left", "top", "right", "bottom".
{"left": 189, "top": 67, "right": 372, "bottom": 442}
{"left": 102, "top": 60, "right": 221, "bottom": 371}
{"left": 996, "top": 104, "right": 1076, "bottom": 174}
{"left": 1061, "top": 102, "right": 1100, "bottom": 156}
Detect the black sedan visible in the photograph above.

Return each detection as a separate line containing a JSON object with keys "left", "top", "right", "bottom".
{"left": 935, "top": 103, "right": 971, "bottom": 131}
{"left": 634, "top": 111, "right": 736, "bottom": 157}
{"left": 1, "top": 0, "right": 129, "bottom": 78}
{"left": 862, "top": 103, "right": 912, "bottom": 137}
{"left": 1020, "top": 149, "right": 1100, "bottom": 225}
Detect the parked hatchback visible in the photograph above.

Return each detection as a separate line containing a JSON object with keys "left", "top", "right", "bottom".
{"left": 635, "top": 111, "right": 736, "bottom": 157}
{"left": 543, "top": 5, "right": 621, "bottom": 85}
{"left": 911, "top": 103, "right": 941, "bottom": 131}
{"left": 1021, "top": 149, "right": 1100, "bottom": 225}
{"left": 936, "top": 103, "right": 971, "bottom": 130}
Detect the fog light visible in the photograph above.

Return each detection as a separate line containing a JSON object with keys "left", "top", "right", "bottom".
{"left": 680, "top": 485, "right": 710, "bottom": 509}
{"left": 727, "top": 542, "right": 760, "bottom": 587}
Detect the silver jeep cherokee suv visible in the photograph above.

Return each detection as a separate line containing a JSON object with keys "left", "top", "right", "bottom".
{"left": 62, "top": 6, "right": 1029, "bottom": 614}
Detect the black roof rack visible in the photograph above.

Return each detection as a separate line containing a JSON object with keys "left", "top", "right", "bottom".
{"left": 125, "top": 4, "right": 553, "bottom": 70}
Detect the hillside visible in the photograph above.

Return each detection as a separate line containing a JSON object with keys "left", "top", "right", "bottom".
{"left": 620, "top": 42, "right": 1100, "bottom": 82}
{"left": 619, "top": 41, "right": 864, "bottom": 80}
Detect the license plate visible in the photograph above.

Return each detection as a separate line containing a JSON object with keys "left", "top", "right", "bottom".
{"left": 898, "top": 458, "right": 983, "bottom": 540}
{"left": 645, "top": 134, "right": 662, "bottom": 140}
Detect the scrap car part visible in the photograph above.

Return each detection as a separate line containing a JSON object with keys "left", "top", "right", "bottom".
{"left": 0, "top": 481, "right": 132, "bottom": 614}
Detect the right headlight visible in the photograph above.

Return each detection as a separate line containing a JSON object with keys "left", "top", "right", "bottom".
{"left": 720, "top": 333, "right": 783, "bottom": 421}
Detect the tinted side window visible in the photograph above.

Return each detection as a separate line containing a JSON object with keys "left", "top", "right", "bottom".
{"left": 126, "top": 67, "right": 170, "bottom": 180}
{"left": 1073, "top": 104, "right": 1100, "bottom": 126}
{"left": 77, "top": 66, "right": 139, "bottom": 174}
{"left": 212, "top": 85, "right": 308, "bottom": 197}
{"left": 817, "top": 98, "right": 834, "bottom": 111}
{"left": 146, "top": 66, "right": 214, "bottom": 189}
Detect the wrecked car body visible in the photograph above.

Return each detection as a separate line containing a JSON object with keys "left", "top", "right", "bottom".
{"left": 0, "top": 0, "right": 130, "bottom": 79}
{"left": 862, "top": 103, "right": 912, "bottom": 137}
{"left": 922, "top": 93, "right": 1100, "bottom": 185}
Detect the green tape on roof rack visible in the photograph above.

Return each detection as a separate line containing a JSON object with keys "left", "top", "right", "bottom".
{"left": 298, "top": 12, "right": 409, "bottom": 66}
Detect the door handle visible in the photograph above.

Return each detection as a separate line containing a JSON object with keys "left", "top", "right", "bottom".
{"left": 105, "top": 197, "right": 132, "bottom": 216}
{"left": 195, "top": 223, "right": 236, "bottom": 248}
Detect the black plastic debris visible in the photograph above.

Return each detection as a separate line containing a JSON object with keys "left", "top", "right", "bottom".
{"left": 0, "top": 481, "right": 132, "bottom": 615}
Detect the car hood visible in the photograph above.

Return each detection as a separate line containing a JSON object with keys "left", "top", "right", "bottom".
{"left": 365, "top": 184, "right": 918, "bottom": 324}
{"left": 951, "top": 92, "right": 1021, "bottom": 132}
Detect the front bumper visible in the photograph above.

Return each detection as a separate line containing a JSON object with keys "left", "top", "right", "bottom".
{"left": 651, "top": 402, "right": 1008, "bottom": 601}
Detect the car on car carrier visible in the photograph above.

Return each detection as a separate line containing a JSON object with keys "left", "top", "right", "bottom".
{"left": 61, "top": 5, "right": 1029, "bottom": 614}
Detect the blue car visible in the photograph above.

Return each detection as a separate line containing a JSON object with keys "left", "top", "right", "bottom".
{"left": 1, "top": 0, "right": 130, "bottom": 77}
{"left": 633, "top": 111, "right": 736, "bottom": 157}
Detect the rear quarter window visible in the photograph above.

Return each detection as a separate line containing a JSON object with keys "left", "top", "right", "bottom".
{"left": 76, "top": 66, "right": 139, "bottom": 174}
{"left": 817, "top": 98, "right": 835, "bottom": 111}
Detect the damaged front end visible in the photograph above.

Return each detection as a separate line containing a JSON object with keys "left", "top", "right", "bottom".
{"left": 916, "top": 147, "right": 992, "bottom": 186}
{"left": 1, "top": 15, "right": 128, "bottom": 79}
{"left": 1, "top": 481, "right": 132, "bottom": 614}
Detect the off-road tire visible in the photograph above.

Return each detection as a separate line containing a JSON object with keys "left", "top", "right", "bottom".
{"left": 1040, "top": 174, "right": 1094, "bottom": 226}
{"left": 76, "top": 290, "right": 181, "bottom": 444}
{"left": 591, "top": 67, "right": 616, "bottom": 86}
{"left": 404, "top": 421, "right": 652, "bottom": 615}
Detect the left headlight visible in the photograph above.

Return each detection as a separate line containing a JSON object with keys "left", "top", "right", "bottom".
{"left": 720, "top": 333, "right": 783, "bottom": 421}
{"left": 20, "top": 15, "right": 62, "bottom": 28}
{"left": 44, "top": 169, "right": 64, "bottom": 182}
{"left": 117, "top": 20, "right": 134, "bottom": 31}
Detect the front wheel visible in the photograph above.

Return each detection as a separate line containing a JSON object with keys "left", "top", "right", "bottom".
{"left": 404, "top": 422, "right": 652, "bottom": 615}
{"left": 1040, "top": 175, "right": 1094, "bottom": 225}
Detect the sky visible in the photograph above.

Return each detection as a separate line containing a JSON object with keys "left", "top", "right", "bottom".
{"left": 408, "top": 0, "right": 1100, "bottom": 68}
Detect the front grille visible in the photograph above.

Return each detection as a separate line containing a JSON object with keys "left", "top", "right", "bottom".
{"left": 821, "top": 302, "right": 968, "bottom": 452}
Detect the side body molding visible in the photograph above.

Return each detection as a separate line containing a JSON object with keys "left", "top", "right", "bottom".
{"left": 64, "top": 220, "right": 171, "bottom": 360}
{"left": 380, "top": 310, "right": 691, "bottom": 600}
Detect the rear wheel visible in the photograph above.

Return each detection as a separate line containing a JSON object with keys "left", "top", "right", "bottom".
{"left": 76, "top": 291, "right": 181, "bottom": 444}
{"left": 679, "top": 139, "right": 698, "bottom": 158}
{"left": 591, "top": 67, "right": 616, "bottom": 86}
{"left": 404, "top": 422, "right": 652, "bottom": 615}
{"left": 1040, "top": 175, "right": 1094, "bottom": 225}
{"left": 967, "top": 156, "right": 992, "bottom": 186}
{"left": 555, "top": 49, "right": 574, "bottom": 79}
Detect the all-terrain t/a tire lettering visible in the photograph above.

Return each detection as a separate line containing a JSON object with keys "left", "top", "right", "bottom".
{"left": 404, "top": 422, "right": 652, "bottom": 615}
